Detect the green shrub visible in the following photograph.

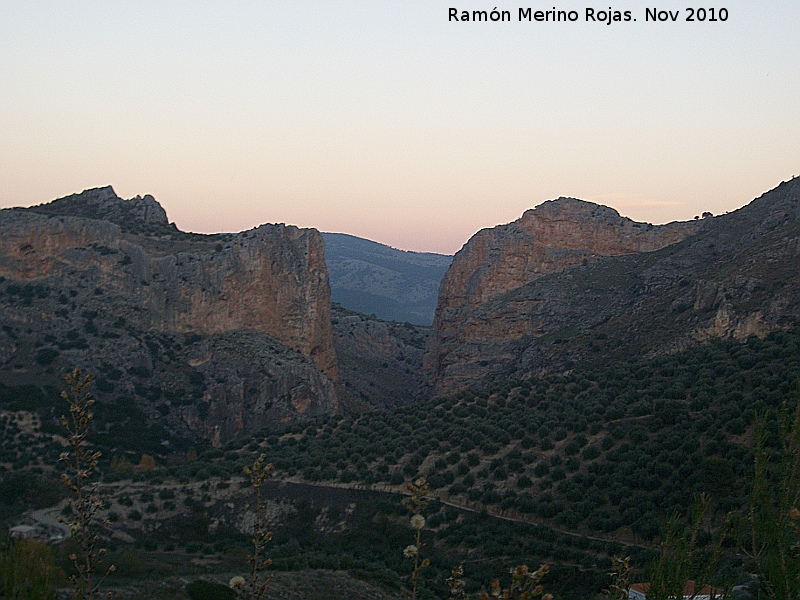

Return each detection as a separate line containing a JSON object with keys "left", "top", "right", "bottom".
{"left": 34, "top": 348, "right": 59, "bottom": 366}
{"left": 185, "top": 580, "right": 236, "bottom": 600}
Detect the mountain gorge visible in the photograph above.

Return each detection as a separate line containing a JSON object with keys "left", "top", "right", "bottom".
{"left": 2, "top": 178, "right": 800, "bottom": 599}
{"left": 3, "top": 179, "right": 799, "bottom": 444}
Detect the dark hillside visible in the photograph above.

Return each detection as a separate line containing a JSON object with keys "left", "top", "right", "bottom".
{"left": 255, "top": 328, "right": 800, "bottom": 542}
{"left": 331, "top": 303, "right": 430, "bottom": 410}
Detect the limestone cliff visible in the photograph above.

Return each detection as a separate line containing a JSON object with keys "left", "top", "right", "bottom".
{"left": 425, "top": 198, "right": 712, "bottom": 394}
{"left": 0, "top": 186, "right": 337, "bottom": 379}
{"left": 0, "top": 187, "right": 339, "bottom": 443}
{"left": 426, "top": 180, "right": 800, "bottom": 395}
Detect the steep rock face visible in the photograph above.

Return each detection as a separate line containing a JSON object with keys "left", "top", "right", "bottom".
{"left": 156, "top": 331, "right": 337, "bottom": 445}
{"left": 0, "top": 187, "right": 337, "bottom": 379}
{"left": 0, "top": 187, "right": 339, "bottom": 443}
{"left": 426, "top": 179, "right": 800, "bottom": 395}
{"left": 425, "top": 198, "right": 705, "bottom": 394}
{"left": 439, "top": 199, "right": 699, "bottom": 311}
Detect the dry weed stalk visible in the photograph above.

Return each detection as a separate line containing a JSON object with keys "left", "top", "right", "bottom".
{"left": 235, "top": 453, "right": 274, "bottom": 599}
{"left": 604, "top": 556, "right": 632, "bottom": 600}
{"left": 481, "top": 564, "right": 552, "bottom": 600}
{"left": 404, "top": 478, "right": 431, "bottom": 600}
{"left": 448, "top": 565, "right": 466, "bottom": 599}
{"left": 59, "top": 369, "right": 114, "bottom": 599}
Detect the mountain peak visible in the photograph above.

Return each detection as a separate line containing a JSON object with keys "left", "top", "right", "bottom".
{"left": 520, "top": 197, "right": 638, "bottom": 229}
{"left": 426, "top": 179, "right": 800, "bottom": 394}
{"left": 29, "top": 186, "right": 172, "bottom": 234}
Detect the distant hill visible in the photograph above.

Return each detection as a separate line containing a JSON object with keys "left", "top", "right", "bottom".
{"left": 321, "top": 232, "right": 452, "bottom": 325}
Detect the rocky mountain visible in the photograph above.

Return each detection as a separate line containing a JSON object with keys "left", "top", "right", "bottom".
{"left": 0, "top": 186, "right": 339, "bottom": 445}
{"left": 425, "top": 178, "right": 800, "bottom": 395}
{"left": 322, "top": 232, "right": 452, "bottom": 325}
{"left": 29, "top": 186, "right": 175, "bottom": 236}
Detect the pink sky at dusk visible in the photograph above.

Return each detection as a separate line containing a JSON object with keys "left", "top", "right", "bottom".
{"left": 1, "top": 2, "right": 798, "bottom": 255}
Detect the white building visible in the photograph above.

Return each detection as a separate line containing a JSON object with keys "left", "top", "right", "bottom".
{"left": 629, "top": 581, "right": 724, "bottom": 600}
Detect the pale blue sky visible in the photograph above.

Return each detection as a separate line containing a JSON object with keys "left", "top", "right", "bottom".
{"left": 1, "top": 2, "right": 798, "bottom": 253}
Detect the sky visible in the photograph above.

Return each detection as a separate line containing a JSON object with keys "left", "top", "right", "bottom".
{"left": 1, "top": 2, "right": 799, "bottom": 255}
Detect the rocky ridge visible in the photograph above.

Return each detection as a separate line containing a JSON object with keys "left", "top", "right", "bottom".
{"left": 426, "top": 180, "right": 800, "bottom": 394}
{"left": 0, "top": 187, "right": 339, "bottom": 444}
{"left": 29, "top": 185, "right": 172, "bottom": 235}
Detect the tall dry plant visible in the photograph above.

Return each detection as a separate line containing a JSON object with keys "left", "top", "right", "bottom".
{"left": 233, "top": 453, "right": 274, "bottom": 599}
{"left": 0, "top": 537, "right": 58, "bottom": 599}
{"left": 447, "top": 565, "right": 467, "bottom": 600}
{"left": 59, "top": 369, "right": 114, "bottom": 599}
{"left": 604, "top": 556, "right": 633, "bottom": 600}
{"left": 746, "top": 390, "right": 800, "bottom": 600}
{"left": 480, "top": 564, "right": 552, "bottom": 600}
{"left": 404, "top": 478, "right": 431, "bottom": 600}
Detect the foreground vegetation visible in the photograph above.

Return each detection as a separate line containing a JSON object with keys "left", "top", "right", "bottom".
{"left": 252, "top": 329, "right": 800, "bottom": 540}
{"left": 0, "top": 328, "right": 799, "bottom": 598}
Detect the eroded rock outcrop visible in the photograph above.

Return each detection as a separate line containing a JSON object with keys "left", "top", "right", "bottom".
{"left": 426, "top": 181, "right": 800, "bottom": 396}
{"left": 425, "top": 198, "right": 704, "bottom": 394}
{"left": 0, "top": 187, "right": 338, "bottom": 442}
{"left": 0, "top": 187, "right": 336, "bottom": 379}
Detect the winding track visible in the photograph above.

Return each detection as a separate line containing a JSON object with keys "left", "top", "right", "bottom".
{"left": 277, "top": 477, "right": 654, "bottom": 551}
